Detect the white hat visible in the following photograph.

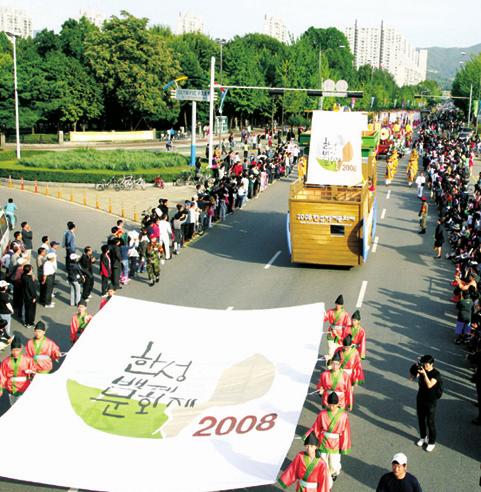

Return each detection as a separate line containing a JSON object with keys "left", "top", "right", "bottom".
{"left": 46, "top": 252, "right": 56, "bottom": 260}
{"left": 16, "top": 258, "right": 27, "bottom": 266}
{"left": 392, "top": 453, "right": 407, "bottom": 465}
{"left": 70, "top": 253, "right": 78, "bottom": 260}
{"left": 0, "top": 280, "right": 9, "bottom": 288}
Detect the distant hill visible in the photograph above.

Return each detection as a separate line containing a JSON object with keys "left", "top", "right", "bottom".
{"left": 426, "top": 43, "right": 481, "bottom": 89}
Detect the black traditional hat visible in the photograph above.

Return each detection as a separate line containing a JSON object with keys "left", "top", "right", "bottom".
{"left": 351, "top": 310, "right": 361, "bottom": 321}
{"left": 327, "top": 392, "right": 339, "bottom": 405}
{"left": 343, "top": 334, "right": 353, "bottom": 346}
{"left": 304, "top": 433, "right": 319, "bottom": 446}
{"left": 335, "top": 294, "right": 344, "bottom": 305}
{"left": 331, "top": 351, "right": 342, "bottom": 362}
{"left": 34, "top": 321, "right": 46, "bottom": 331}
{"left": 11, "top": 337, "right": 22, "bottom": 349}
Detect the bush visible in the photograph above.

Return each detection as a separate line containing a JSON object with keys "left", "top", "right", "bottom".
{"left": 6, "top": 134, "right": 59, "bottom": 144}
{"left": 20, "top": 149, "right": 189, "bottom": 171}
{"left": 0, "top": 164, "right": 193, "bottom": 184}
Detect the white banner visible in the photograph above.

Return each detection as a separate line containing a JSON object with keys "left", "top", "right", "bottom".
{"left": 0, "top": 297, "right": 323, "bottom": 492}
{"left": 306, "top": 111, "right": 364, "bottom": 186}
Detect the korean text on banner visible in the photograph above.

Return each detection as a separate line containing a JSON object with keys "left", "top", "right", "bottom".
{"left": 306, "top": 111, "right": 365, "bottom": 187}
{"left": 0, "top": 297, "right": 323, "bottom": 492}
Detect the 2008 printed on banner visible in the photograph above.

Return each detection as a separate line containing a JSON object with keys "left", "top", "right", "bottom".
{"left": 193, "top": 413, "right": 278, "bottom": 437}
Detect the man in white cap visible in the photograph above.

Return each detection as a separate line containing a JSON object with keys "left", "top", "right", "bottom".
{"left": 376, "top": 453, "right": 422, "bottom": 491}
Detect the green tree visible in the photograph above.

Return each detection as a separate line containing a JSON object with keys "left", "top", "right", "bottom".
{"left": 166, "top": 32, "right": 220, "bottom": 127}
{"left": 85, "top": 11, "right": 180, "bottom": 129}
{"left": 59, "top": 17, "right": 99, "bottom": 63}
{"left": 36, "top": 52, "right": 103, "bottom": 130}
{"left": 452, "top": 53, "right": 481, "bottom": 118}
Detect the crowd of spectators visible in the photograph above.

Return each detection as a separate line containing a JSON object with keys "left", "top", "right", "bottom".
{"left": 417, "top": 105, "right": 481, "bottom": 425}
{"left": 0, "top": 131, "right": 301, "bottom": 331}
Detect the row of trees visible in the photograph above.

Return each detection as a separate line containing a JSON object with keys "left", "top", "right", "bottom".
{"left": 452, "top": 53, "right": 481, "bottom": 122}
{"left": 0, "top": 11, "right": 441, "bottom": 134}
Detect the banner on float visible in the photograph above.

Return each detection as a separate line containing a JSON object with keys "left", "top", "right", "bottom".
{"left": 0, "top": 297, "right": 322, "bottom": 492}
{"left": 306, "top": 111, "right": 364, "bottom": 186}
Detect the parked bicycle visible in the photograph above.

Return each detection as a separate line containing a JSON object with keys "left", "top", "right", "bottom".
{"left": 95, "top": 175, "right": 146, "bottom": 191}
{"left": 94, "top": 176, "right": 118, "bottom": 191}
{"left": 173, "top": 171, "right": 196, "bottom": 187}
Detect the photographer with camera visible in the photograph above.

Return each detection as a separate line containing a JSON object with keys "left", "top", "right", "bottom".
{"left": 409, "top": 355, "right": 443, "bottom": 452}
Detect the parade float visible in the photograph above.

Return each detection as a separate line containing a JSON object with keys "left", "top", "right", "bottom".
{"left": 287, "top": 111, "right": 379, "bottom": 267}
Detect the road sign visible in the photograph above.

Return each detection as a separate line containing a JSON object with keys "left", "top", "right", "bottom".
{"left": 322, "top": 79, "right": 349, "bottom": 98}
{"left": 174, "top": 89, "right": 211, "bottom": 102}
{"left": 215, "top": 116, "right": 228, "bottom": 134}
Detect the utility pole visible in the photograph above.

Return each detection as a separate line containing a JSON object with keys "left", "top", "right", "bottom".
{"left": 191, "top": 100, "right": 196, "bottom": 166}
{"left": 319, "top": 48, "right": 323, "bottom": 110}
{"left": 468, "top": 84, "right": 473, "bottom": 127}
{"left": 208, "top": 56, "right": 215, "bottom": 169}
{"left": 477, "top": 73, "right": 481, "bottom": 135}
{"left": 7, "top": 32, "right": 20, "bottom": 159}
{"left": 217, "top": 39, "right": 226, "bottom": 152}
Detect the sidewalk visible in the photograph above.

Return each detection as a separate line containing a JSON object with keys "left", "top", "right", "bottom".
{"left": 1, "top": 179, "right": 198, "bottom": 223}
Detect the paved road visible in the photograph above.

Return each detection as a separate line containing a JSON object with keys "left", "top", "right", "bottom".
{"left": 0, "top": 154, "right": 479, "bottom": 491}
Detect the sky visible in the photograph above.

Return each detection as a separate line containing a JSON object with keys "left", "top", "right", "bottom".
{"left": 8, "top": 0, "right": 481, "bottom": 48}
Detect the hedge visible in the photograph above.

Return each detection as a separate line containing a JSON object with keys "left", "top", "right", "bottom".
{"left": 20, "top": 149, "right": 189, "bottom": 171}
{"left": 0, "top": 164, "right": 193, "bottom": 184}
{"left": 6, "top": 133, "right": 60, "bottom": 144}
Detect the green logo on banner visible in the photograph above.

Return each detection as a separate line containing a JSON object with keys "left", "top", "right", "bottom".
{"left": 67, "top": 379, "right": 169, "bottom": 439}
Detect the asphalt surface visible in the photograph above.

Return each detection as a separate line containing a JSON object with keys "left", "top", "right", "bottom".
{"left": 0, "top": 154, "right": 479, "bottom": 492}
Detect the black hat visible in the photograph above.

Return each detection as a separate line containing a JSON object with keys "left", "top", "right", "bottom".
{"left": 343, "top": 334, "right": 353, "bottom": 346}
{"left": 331, "top": 351, "right": 342, "bottom": 363}
{"left": 335, "top": 295, "right": 344, "bottom": 305}
{"left": 34, "top": 321, "right": 46, "bottom": 331}
{"left": 327, "top": 392, "right": 339, "bottom": 404}
{"left": 304, "top": 433, "right": 319, "bottom": 446}
{"left": 351, "top": 310, "right": 361, "bottom": 321}
{"left": 11, "top": 337, "right": 22, "bottom": 349}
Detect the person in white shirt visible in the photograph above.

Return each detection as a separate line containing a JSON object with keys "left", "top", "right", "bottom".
{"left": 42, "top": 253, "right": 56, "bottom": 308}
{"left": 415, "top": 171, "right": 426, "bottom": 199}
{"left": 158, "top": 215, "right": 172, "bottom": 260}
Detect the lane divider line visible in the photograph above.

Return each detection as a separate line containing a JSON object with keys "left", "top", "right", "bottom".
{"left": 264, "top": 250, "right": 282, "bottom": 270}
{"left": 381, "top": 208, "right": 386, "bottom": 219}
{"left": 387, "top": 190, "right": 391, "bottom": 200}
{"left": 356, "top": 281, "right": 368, "bottom": 308}
{"left": 371, "top": 236, "right": 379, "bottom": 253}
{"left": 226, "top": 306, "right": 234, "bottom": 311}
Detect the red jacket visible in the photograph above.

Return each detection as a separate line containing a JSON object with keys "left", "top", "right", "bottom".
{"left": 25, "top": 337, "right": 60, "bottom": 374}
{"left": 1, "top": 354, "right": 36, "bottom": 395}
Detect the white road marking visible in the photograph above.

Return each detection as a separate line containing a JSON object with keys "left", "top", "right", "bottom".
{"left": 387, "top": 189, "right": 391, "bottom": 200}
{"left": 356, "top": 281, "right": 368, "bottom": 308}
{"left": 264, "top": 250, "right": 282, "bottom": 270}
{"left": 371, "top": 236, "right": 380, "bottom": 253}
{"left": 68, "top": 489, "right": 79, "bottom": 492}
{"left": 226, "top": 306, "right": 234, "bottom": 311}
{"left": 381, "top": 208, "right": 387, "bottom": 219}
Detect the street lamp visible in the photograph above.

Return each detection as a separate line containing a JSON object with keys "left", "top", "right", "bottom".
{"left": 216, "top": 38, "right": 226, "bottom": 85}
{"left": 5, "top": 31, "right": 20, "bottom": 159}
{"left": 215, "top": 38, "right": 227, "bottom": 151}
{"left": 460, "top": 52, "right": 474, "bottom": 126}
